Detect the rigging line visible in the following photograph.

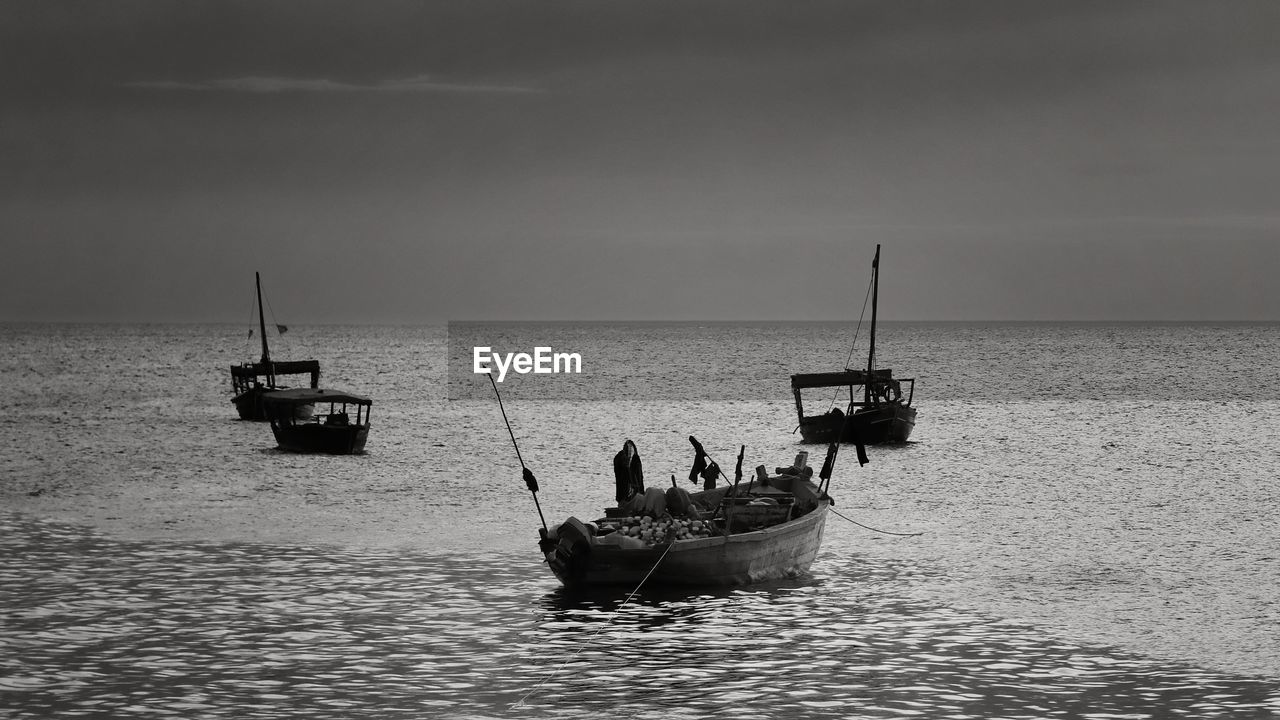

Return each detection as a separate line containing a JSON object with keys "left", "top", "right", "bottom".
{"left": 509, "top": 540, "right": 677, "bottom": 710}
{"left": 828, "top": 273, "right": 876, "bottom": 411}
{"left": 245, "top": 292, "right": 257, "bottom": 357}
{"left": 829, "top": 507, "right": 922, "bottom": 537}
{"left": 843, "top": 272, "right": 875, "bottom": 371}
{"left": 262, "top": 292, "right": 288, "bottom": 356}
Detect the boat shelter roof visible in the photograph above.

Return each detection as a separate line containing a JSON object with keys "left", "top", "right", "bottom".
{"left": 231, "top": 359, "right": 321, "bottom": 378}
{"left": 790, "top": 369, "right": 895, "bottom": 389}
{"left": 263, "top": 388, "right": 371, "bottom": 406}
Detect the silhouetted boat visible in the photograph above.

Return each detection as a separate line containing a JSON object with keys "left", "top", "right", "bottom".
{"left": 541, "top": 442, "right": 840, "bottom": 588}
{"left": 230, "top": 272, "right": 321, "bottom": 421}
{"left": 791, "top": 244, "right": 917, "bottom": 445}
{"left": 263, "top": 388, "right": 371, "bottom": 455}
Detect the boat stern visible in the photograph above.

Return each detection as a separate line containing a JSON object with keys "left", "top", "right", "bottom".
{"left": 543, "top": 517, "right": 595, "bottom": 586}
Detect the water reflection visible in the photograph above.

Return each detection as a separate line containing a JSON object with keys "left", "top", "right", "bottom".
{"left": 540, "top": 574, "right": 830, "bottom": 633}
{"left": 2, "top": 515, "right": 1278, "bottom": 719}
{"left": 520, "top": 561, "right": 1280, "bottom": 719}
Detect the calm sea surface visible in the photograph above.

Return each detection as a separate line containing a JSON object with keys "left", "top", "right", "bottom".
{"left": 2, "top": 322, "right": 1278, "bottom": 719}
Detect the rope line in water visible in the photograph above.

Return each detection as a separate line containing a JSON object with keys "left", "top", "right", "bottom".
{"left": 510, "top": 540, "right": 677, "bottom": 711}
{"left": 829, "top": 507, "right": 923, "bottom": 537}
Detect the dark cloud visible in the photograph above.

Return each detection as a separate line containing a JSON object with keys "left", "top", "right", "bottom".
{"left": 121, "top": 76, "right": 543, "bottom": 94}
{"left": 2, "top": 0, "right": 1279, "bottom": 321}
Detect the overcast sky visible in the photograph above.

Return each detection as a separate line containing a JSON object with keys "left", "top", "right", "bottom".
{"left": 3, "top": 1, "right": 1278, "bottom": 322}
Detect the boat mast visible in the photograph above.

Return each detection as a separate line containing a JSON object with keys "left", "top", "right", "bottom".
{"left": 256, "top": 271, "right": 270, "bottom": 365}
{"left": 865, "top": 244, "right": 880, "bottom": 402}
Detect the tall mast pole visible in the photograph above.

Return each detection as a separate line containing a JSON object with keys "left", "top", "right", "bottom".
{"left": 865, "top": 244, "right": 880, "bottom": 402}
{"left": 256, "top": 272, "right": 270, "bottom": 365}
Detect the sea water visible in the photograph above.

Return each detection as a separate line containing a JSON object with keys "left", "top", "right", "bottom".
{"left": 1, "top": 322, "right": 1278, "bottom": 718}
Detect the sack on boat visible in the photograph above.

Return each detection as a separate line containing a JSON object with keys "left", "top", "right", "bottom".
{"left": 665, "top": 486, "right": 697, "bottom": 517}
{"left": 617, "top": 492, "right": 644, "bottom": 514}
{"left": 617, "top": 534, "right": 646, "bottom": 549}
{"left": 639, "top": 486, "right": 667, "bottom": 517}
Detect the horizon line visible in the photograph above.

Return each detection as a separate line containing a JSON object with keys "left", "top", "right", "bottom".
{"left": 3, "top": 318, "right": 1278, "bottom": 327}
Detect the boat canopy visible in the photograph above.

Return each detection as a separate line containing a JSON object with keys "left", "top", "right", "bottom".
{"left": 263, "top": 388, "right": 371, "bottom": 406}
{"left": 790, "top": 369, "right": 896, "bottom": 390}
{"left": 231, "top": 360, "right": 321, "bottom": 379}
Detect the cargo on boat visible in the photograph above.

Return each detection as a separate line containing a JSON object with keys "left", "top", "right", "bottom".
{"left": 542, "top": 441, "right": 843, "bottom": 588}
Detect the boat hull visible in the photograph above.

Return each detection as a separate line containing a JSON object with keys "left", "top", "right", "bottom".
{"left": 545, "top": 502, "right": 829, "bottom": 588}
{"left": 233, "top": 389, "right": 313, "bottom": 422}
{"left": 798, "top": 403, "right": 916, "bottom": 445}
{"left": 270, "top": 423, "right": 369, "bottom": 455}
{"left": 232, "top": 388, "right": 270, "bottom": 421}
{"left": 229, "top": 356, "right": 321, "bottom": 421}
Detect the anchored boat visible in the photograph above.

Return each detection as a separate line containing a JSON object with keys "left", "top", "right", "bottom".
{"left": 230, "top": 272, "right": 321, "bottom": 421}
{"left": 263, "top": 388, "right": 371, "bottom": 455}
{"left": 791, "top": 244, "right": 917, "bottom": 445}
{"left": 482, "top": 373, "right": 856, "bottom": 590}
{"left": 541, "top": 441, "right": 846, "bottom": 589}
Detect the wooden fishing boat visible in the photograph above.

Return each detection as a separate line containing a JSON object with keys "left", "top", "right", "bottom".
{"left": 541, "top": 447, "right": 836, "bottom": 588}
{"left": 263, "top": 388, "right": 371, "bottom": 455}
{"left": 230, "top": 272, "right": 321, "bottom": 421}
{"left": 791, "top": 370, "right": 916, "bottom": 444}
{"left": 791, "top": 244, "right": 917, "bottom": 445}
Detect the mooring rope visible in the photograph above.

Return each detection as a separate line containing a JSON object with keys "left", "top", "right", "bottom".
{"left": 829, "top": 506, "right": 923, "bottom": 537}
{"left": 509, "top": 539, "right": 677, "bottom": 711}
{"left": 488, "top": 373, "right": 548, "bottom": 531}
